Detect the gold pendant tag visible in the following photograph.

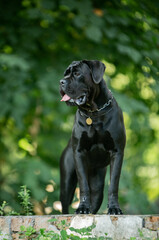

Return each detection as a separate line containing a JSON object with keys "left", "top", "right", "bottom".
{"left": 86, "top": 117, "right": 92, "bottom": 125}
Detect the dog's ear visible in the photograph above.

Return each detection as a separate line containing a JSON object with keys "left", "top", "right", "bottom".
{"left": 82, "top": 60, "right": 106, "bottom": 84}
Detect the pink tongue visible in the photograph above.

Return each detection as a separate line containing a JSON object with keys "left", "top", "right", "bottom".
{"left": 61, "top": 94, "right": 71, "bottom": 102}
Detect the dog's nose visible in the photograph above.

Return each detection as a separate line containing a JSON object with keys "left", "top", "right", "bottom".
{"left": 60, "top": 79, "right": 66, "bottom": 85}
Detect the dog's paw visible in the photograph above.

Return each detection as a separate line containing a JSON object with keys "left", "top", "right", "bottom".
{"left": 107, "top": 207, "right": 123, "bottom": 215}
{"left": 76, "top": 205, "right": 91, "bottom": 214}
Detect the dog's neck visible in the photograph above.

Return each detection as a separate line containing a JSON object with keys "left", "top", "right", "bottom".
{"left": 95, "top": 81, "right": 111, "bottom": 108}
{"left": 79, "top": 80, "right": 112, "bottom": 112}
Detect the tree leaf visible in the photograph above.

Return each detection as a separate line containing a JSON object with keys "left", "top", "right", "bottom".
{"left": 0, "top": 54, "right": 30, "bottom": 71}
{"left": 85, "top": 25, "right": 102, "bottom": 42}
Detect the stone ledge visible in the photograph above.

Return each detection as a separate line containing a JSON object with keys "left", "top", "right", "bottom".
{"left": 0, "top": 215, "right": 159, "bottom": 239}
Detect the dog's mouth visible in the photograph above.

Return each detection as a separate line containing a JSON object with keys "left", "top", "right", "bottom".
{"left": 60, "top": 90, "right": 86, "bottom": 106}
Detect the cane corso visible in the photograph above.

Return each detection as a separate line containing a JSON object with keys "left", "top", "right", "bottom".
{"left": 59, "top": 60, "right": 126, "bottom": 214}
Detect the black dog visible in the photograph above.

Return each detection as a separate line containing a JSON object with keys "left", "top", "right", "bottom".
{"left": 60, "top": 60, "right": 126, "bottom": 214}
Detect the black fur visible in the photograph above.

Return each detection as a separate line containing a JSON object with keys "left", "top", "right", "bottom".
{"left": 60, "top": 60, "right": 126, "bottom": 214}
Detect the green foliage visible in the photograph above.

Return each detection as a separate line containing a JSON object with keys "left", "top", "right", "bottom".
{"left": 0, "top": 0, "right": 159, "bottom": 214}
{"left": 0, "top": 186, "right": 33, "bottom": 216}
{"left": 19, "top": 226, "right": 37, "bottom": 239}
{"left": 18, "top": 185, "right": 33, "bottom": 216}
{"left": 129, "top": 229, "right": 158, "bottom": 240}
{"left": 18, "top": 220, "right": 111, "bottom": 240}
{"left": 18, "top": 219, "right": 157, "bottom": 240}
{"left": 0, "top": 201, "right": 7, "bottom": 216}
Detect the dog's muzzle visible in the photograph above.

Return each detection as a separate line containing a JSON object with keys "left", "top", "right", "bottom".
{"left": 60, "top": 79, "right": 87, "bottom": 106}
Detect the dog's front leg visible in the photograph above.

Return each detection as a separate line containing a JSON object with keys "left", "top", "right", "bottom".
{"left": 74, "top": 150, "right": 91, "bottom": 214}
{"left": 108, "top": 151, "right": 124, "bottom": 215}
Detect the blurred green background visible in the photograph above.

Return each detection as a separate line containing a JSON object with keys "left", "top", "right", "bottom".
{"left": 0, "top": 0, "right": 159, "bottom": 215}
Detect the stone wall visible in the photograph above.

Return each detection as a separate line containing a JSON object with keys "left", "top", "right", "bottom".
{"left": 0, "top": 215, "right": 159, "bottom": 239}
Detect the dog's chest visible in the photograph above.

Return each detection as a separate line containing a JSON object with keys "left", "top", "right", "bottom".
{"left": 80, "top": 129, "right": 114, "bottom": 151}
{"left": 78, "top": 129, "right": 115, "bottom": 167}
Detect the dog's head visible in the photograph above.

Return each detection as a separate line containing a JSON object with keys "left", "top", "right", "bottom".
{"left": 60, "top": 60, "right": 106, "bottom": 107}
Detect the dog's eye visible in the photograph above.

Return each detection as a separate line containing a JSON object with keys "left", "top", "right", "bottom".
{"left": 74, "top": 72, "right": 80, "bottom": 77}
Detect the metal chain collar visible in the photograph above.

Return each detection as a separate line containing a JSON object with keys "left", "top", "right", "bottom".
{"left": 88, "top": 96, "right": 113, "bottom": 113}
